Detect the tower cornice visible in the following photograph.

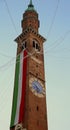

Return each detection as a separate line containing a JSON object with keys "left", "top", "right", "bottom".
{"left": 14, "top": 29, "right": 46, "bottom": 44}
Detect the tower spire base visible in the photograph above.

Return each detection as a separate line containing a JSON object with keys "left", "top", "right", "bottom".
{"left": 28, "top": 0, "right": 34, "bottom": 8}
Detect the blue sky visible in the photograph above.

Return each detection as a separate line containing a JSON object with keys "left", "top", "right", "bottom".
{"left": 0, "top": 0, "right": 70, "bottom": 130}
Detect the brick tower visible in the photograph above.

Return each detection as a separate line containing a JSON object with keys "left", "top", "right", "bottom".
{"left": 10, "top": 1, "right": 48, "bottom": 130}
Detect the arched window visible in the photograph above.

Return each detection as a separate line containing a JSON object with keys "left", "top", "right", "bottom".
{"left": 33, "top": 41, "right": 35, "bottom": 47}
{"left": 36, "top": 43, "right": 38, "bottom": 49}
{"left": 33, "top": 40, "right": 40, "bottom": 51}
{"left": 22, "top": 41, "right": 27, "bottom": 50}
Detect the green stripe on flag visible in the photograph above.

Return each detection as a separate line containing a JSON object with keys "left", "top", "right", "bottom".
{"left": 10, "top": 55, "right": 20, "bottom": 127}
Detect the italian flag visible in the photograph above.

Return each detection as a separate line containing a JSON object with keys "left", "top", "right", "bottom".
{"left": 10, "top": 49, "right": 27, "bottom": 127}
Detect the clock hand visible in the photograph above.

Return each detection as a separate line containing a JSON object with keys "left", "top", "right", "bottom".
{"left": 33, "top": 83, "right": 40, "bottom": 93}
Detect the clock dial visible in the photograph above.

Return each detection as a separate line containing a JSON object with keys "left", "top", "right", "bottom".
{"left": 29, "top": 77, "right": 45, "bottom": 98}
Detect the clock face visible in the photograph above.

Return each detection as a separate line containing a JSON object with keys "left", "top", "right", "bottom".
{"left": 29, "top": 77, "right": 45, "bottom": 98}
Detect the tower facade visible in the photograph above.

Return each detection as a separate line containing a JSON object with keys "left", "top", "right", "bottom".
{"left": 10, "top": 1, "right": 48, "bottom": 130}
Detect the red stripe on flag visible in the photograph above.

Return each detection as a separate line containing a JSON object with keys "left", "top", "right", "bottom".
{"left": 18, "top": 50, "right": 27, "bottom": 123}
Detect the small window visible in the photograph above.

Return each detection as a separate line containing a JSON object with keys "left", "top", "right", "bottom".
{"left": 33, "top": 40, "right": 40, "bottom": 51}
{"left": 36, "top": 64, "right": 38, "bottom": 67}
{"left": 36, "top": 43, "right": 38, "bottom": 49}
{"left": 37, "top": 106, "right": 39, "bottom": 111}
{"left": 22, "top": 41, "right": 27, "bottom": 49}
{"left": 33, "top": 41, "right": 35, "bottom": 47}
{"left": 37, "top": 120, "right": 39, "bottom": 126}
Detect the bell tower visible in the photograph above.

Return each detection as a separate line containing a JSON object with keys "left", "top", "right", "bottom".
{"left": 10, "top": 1, "right": 48, "bottom": 130}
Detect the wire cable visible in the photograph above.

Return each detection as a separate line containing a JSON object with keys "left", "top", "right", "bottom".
{"left": 2, "top": 0, "right": 30, "bottom": 64}
{"left": 0, "top": 52, "right": 14, "bottom": 58}
{"left": 0, "top": 33, "right": 70, "bottom": 71}
{"left": 3, "top": 0, "right": 18, "bottom": 35}
{"left": 0, "top": 48, "right": 44, "bottom": 72}
{"left": 0, "top": 79, "right": 13, "bottom": 112}
{"left": 45, "top": 30, "right": 70, "bottom": 53}
{"left": 46, "top": 53, "right": 70, "bottom": 60}
{"left": 0, "top": 49, "right": 40, "bottom": 71}
{"left": 47, "top": 0, "right": 60, "bottom": 38}
{"left": 0, "top": 0, "right": 70, "bottom": 70}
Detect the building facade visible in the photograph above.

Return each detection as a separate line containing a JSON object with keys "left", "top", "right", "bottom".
{"left": 10, "top": 1, "right": 48, "bottom": 130}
